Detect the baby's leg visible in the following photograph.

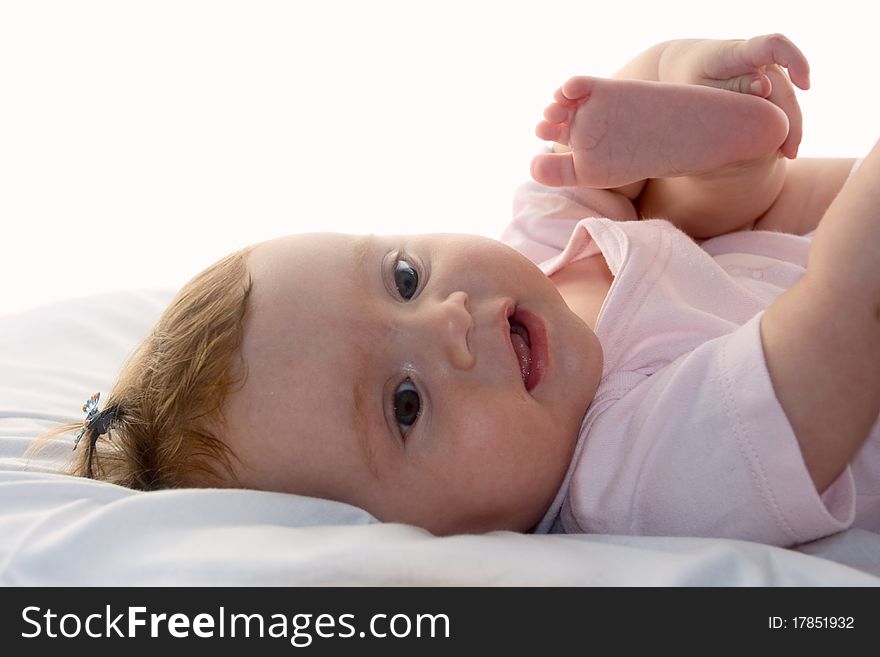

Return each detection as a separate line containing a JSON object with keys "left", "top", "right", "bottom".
{"left": 533, "top": 77, "right": 789, "bottom": 237}
{"left": 637, "top": 151, "right": 787, "bottom": 238}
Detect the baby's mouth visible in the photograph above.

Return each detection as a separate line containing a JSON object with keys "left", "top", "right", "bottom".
{"left": 508, "top": 315, "right": 532, "bottom": 388}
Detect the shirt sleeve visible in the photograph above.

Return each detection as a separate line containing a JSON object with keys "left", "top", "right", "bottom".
{"left": 502, "top": 180, "right": 638, "bottom": 264}
{"left": 562, "top": 312, "right": 856, "bottom": 547}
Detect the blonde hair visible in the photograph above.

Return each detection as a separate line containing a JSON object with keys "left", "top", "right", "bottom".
{"left": 42, "top": 246, "right": 255, "bottom": 490}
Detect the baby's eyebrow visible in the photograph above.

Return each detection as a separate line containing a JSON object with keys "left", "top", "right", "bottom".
{"left": 351, "top": 369, "right": 379, "bottom": 478}
{"left": 352, "top": 234, "right": 373, "bottom": 280}
{"left": 347, "top": 239, "right": 380, "bottom": 478}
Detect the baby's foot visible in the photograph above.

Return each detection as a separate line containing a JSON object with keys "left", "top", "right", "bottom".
{"left": 659, "top": 34, "right": 811, "bottom": 158}
{"left": 532, "top": 76, "right": 789, "bottom": 189}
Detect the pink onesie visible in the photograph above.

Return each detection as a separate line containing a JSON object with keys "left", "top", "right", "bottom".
{"left": 503, "top": 180, "right": 880, "bottom": 547}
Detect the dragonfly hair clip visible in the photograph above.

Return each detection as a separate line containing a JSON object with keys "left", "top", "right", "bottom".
{"left": 73, "top": 392, "right": 103, "bottom": 450}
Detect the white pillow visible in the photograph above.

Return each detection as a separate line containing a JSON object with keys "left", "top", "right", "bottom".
{"left": 2, "top": 290, "right": 878, "bottom": 585}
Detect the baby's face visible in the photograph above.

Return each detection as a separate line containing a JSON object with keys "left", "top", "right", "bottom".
{"left": 221, "top": 232, "right": 603, "bottom": 533}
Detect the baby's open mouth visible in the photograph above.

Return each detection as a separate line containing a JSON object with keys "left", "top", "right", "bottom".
{"left": 508, "top": 314, "right": 532, "bottom": 388}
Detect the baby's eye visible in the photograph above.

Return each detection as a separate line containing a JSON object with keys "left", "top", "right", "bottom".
{"left": 394, "top": 258, "right": 419, "bottom": 300}
{"left": 393, "top": 378, "right": 421, "bottom": 436}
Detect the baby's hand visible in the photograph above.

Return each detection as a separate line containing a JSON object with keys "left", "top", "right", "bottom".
{"left": 658, "top": 34, "right": 810, "bottom": 158}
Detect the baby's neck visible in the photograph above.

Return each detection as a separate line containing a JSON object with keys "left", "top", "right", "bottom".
{"left": 548, "top": 253, "right": 613, "bottom": 332}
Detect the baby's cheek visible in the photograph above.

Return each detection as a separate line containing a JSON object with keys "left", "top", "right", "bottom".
{"left": 458, "top": 412, "right": 505, "bottom": 451}
{"left": 468, "top": 402, "right": 536, "bottom": 451}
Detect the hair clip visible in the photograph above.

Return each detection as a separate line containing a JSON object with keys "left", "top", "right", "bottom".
{"left": 73, "top": 392, "right": 101, "bottom": 450}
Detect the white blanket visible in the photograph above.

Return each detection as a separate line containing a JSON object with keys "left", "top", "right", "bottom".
{"left": 2, "top": 290, "right": 879, "bottom": 585}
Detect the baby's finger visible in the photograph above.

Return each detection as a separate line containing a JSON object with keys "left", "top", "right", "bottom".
{"left": 764, "top": 66, "right": 802, "bottom": 158}
{"left": 741, "top": 33, "right": 811, "bottom": 90}
{"left": 707, "top": 72, "right": 772, "bottom": 97}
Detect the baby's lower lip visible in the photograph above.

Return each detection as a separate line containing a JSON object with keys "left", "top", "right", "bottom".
{"left": 511, "top": 308, "right": 547, "bottom": 392}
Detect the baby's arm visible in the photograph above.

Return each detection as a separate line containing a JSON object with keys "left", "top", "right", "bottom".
{"left": 752, "top": 157, "right": 857, "bottom": 235}
{"left": 761, "top": 138, "right": 880, "bottom": 493}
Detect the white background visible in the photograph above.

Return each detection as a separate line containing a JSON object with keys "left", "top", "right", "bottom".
{"left": 1, "top": 0, "right": 875, "bottom": 315}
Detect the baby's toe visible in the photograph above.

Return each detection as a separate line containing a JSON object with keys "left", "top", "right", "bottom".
{"left": 553, "top": 87, "right": 578, "bottom": 108}
{"left": 531, "top": 152, "right": 578, "bottom": 187}
{"left": 536, "top": 120, "right": 569, "bottom": 143}
{"left": 543, "top": 102, "right": 570, "bottom": 124}
{"left": 561, "top": 76, "right": 597, "bottom": 102}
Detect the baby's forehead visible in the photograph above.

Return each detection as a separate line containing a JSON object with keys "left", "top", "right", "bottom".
{"left": 248, "top": 233, "right": 365, "bottom": 276}
{"left": 256, "top": 231, "right": 473, "bottom": 253}
{"left": 256, "top": 231, "right": 363, "bottom": 253}
{"left": 243, "top": 233, "right": 380, "bottom": 337}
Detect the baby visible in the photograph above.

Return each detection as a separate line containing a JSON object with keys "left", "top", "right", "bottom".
{"left": 57, "top": 34, "right": 880, "bottom": 547}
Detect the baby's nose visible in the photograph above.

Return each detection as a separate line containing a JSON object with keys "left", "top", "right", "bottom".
{"left": 431, "top": 291, "right": 475, "bottom": 371}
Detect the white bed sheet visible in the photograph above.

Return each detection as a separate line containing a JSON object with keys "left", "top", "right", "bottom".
{"left": 2, "top": 290, "right": 879, "bottom": 585}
